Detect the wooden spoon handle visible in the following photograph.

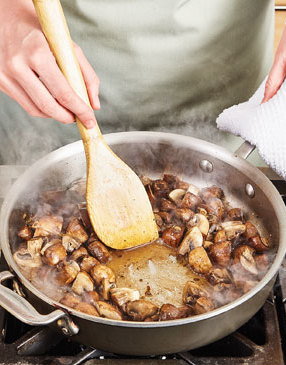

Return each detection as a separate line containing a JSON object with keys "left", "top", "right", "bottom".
{"left": 32, "top": 0, "right": 102, "bottom": 143}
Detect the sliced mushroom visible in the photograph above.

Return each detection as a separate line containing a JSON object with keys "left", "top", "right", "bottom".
{"left": 194, "top": 297, "right": 214, "bottom": 314}
{"left": 57, "top": 260, "right": 80, "bottom": 285}
{"left": 208, "top": 267, "right": 232, "bottom": 286}
{"left": 182, "top": 280, "right": 209, "bottom": 305}
{"left": 208, "top": 241, "right": 231, "bottom": 267}
{"left": 228, "top": 208, "right": 243, "bottom": 221}
{"left": 110, "top": 287, "right": 140, "bottom": 309}
{"left": 72, "top": 271, "right": 94, "bottom": 295}
{"left": 32, "top": 215, "right": 63, "bottom": 237}
{"left": 82, "top": 290, "right": 100, "bottom": 306}
{"left": 42, "top": 241, "right": 67, "bottom": 266}
{"left": 70, "top": 246, "right": 88, "bottom": 261}
{"left": 62, "top": 234, "right": 81, "bottom": 253}
{"left": 18, "top": 226, "right": 33, "bottom": 241}
{"left": 13, "top": 248, "right": 42, "bottom": 268}
{"left": 94, "top": 301, "right": 123, "bottom": 320}
{"left": 233, "top": 245, "right": 258, "bottom": 276}
{"left": 66, "top": 218, "right": 88, "bottom": 244}
{"left": 175, "top": 208, "right": 194, "bottom": 223}
{"left": 178, "top": 226, "right": 203, "bottom": 255}
{"left": 80, "top": 256, "right": 100, "bottom": 273}
{"left": 187, "top": 184, "right": 200, "bottom": 196}
{"left": 194, "top": 213, "right": 209, "bottom": 236}
{"left": 180, "top": 192, "right": 202, "bottom": 211}
{"left": 125, "top": 300, "right": 158, "bottom": 321}
{"left": 160, "top": 198, "right": 176, "bottom": 211}
{"left": 220, "top": 221, "right": 246, "bottom": 240}
{"left": 243, "top": 221, "right": 259, "bottom": 239}
{"left": 249, "top": 235, "right": 269, "bottom": 252}
{"left": 27, "top": 237, "right": 44, "bottom": 256}
{"left": 168, "top": 189, "right": 186, "bottom": 205}
{"left": 90, "top": 265, "right": 116, "bottom": 299}
{"left": 162, "top": 225, "right": 184, "bottom": 248}
{"left": 74, "top": 302, "right": 99, "bottom": 316}
{"left": 87, "top": 240, "right": 110, "bottom": 263}
{"left": 159, "top": 304, "right": 191, "bottom": 321}
{"left": 59, "top": 292, "right": 81, "bottom": 308}
{"left": 188, "top": 247, "right": 212, "bottom": 274}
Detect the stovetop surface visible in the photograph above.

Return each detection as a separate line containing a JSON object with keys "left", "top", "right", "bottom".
{"left": 0, "top": 165, "right": 285, "bottom": 365}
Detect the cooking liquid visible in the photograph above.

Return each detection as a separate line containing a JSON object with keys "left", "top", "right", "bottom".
{"left": 107, "top": 240, "right": 209, "bottom": 307}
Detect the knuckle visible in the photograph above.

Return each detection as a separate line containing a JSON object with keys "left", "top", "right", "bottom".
{"left": 57, "top": 91, "right": 74, "bottom": 106}
{"left": 6, "top": 56, "right": 22, "bottom": 74}
{"left": 37, "top": 100, "right": 53, "bottom": 115}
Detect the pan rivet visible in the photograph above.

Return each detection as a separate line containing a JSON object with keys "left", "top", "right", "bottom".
{"left": 245, "top": 183, "right": 255, "bottom": 198}
{"left": 199, "top": 160, "right": 213, "bottom": 173}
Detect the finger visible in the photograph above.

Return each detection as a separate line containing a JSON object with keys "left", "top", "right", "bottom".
{"left": 14, "top": 66, "right": 76, "bottom": 124}
{"left": 0, "top": 73, "right": 49, "bottom": 118}
{"left": 74, "top": 43, "right": 100, "bottom": 110}
{"left": 262, "top": 58, "right": 286, "bottom": 103}
{"left": 30, "top": 54, "right": 97, "bottom": 128}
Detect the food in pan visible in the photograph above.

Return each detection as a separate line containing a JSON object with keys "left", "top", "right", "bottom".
{"left": 13, "top": 174, "right": 271, "bottom": 322}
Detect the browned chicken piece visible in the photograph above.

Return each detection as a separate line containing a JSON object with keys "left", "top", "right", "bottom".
{"left": 94, "top": 301, "right": 123, "bottom": 320}
{"left": 163, "top": 174, "right": 180, "bottom": 188}
{"left": 82, "top": 290, "right": 100, "bottom": 305}
{"left": 72, "top": 271, "right": 94, "bottom": 295}
{"left": 13, "top": 248, "right": 42, "bottom": 268}
{"left": 110, "top": 287, "right": 140, "bottom": 309}
{"left": 80, "top": 256, "right": 100, "bottom": 273}
{"left": 249, "top": 236, "right": 269, "bottom": 252}
{"left": 74, "top": 302, "right": 99, "bottom": 316}
{"left": 87, "top": 240, "right": 110, "bottom": 263}
{"left": 18, "top": 226, "right": 33, "bottom": 241}
{"left": 62, "top": 234, "right": 81, "bottom": 253}
{"left": 42, "top": 241, "right": 66, "bottom": 266}
{"left": 159, "top": 304, "right": 191, "bottom": 321}
{"left": 208, "top": 241, "right": 231, "bottom": 267}
{"left": 90, "top": 265, "right": 116, "bottom": 300}
{"left": 56, "top": 260, "right": 80, "bottom": 285}
{"left": 200, "top": 186, "right": 224, "bottom": 200}
{"left": 66, "top": 218, "right": 88, "bottom": 244}
{"left": 180, "top": 192, "right": 202, "bottom": 211}
{"left": 233, "top": 245, "right": 258, "bottom": 276}
{"left": 214, "top": 230, "right": 227, "bottom": 244}
{"left": 228, "top": 208, "right": 243, "bottom": 221}
{"left": 70, "top": 247, "right": 88, "bottom": 261}
{"left": 126, "top": 300, "right": 158, "bottom": 321}
{"left": 162, "top": 225, "right": 184, "bottom": 248}
{"left": 243, "top": 221, "right": 259, "bottom": 239}
{"left": 188, "top": 247, "right": 213, "bottom": 274}
{"left": 59, "top": 292, "right": 81, "bottom": 308}
{"left": 182, "top": 281, "right": 210, "bottom": 305}
{"left": 152, "top": 179, "right": 170, "bottom": 197}
{"left": 160, "top": 198, "right": 176, "bottom": 212}
{"left": 27, "top": 237, "right": 44, "bottom": 256}
{"left": 194, "top": 297, "right": 215, "bottom": 314}
{"left": 32, "top": 215, "right": 63, "bottom": 237}
{"left": 175, "top": 208, "right": 194, "bottom": 223}
{"left": 157, "top": 211, "right": 172, "bottom": 224}
{"left": 178, "top": 227, "right": 203, "bottom": 256}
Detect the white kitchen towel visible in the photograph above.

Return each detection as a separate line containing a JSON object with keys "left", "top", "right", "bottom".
{"left": 216, "top": 78, "right": 286, "bottom": 180}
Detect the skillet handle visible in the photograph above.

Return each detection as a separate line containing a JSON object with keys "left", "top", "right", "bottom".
{"left": 0, "top": 271, "right": 79, "bottom": 336}
{"left": 234, "top": 141, "right": 255, "bottom": 160}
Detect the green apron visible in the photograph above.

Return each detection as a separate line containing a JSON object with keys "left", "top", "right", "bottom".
{"left": 0, "top": 0, "right": 274, "bottom": 165}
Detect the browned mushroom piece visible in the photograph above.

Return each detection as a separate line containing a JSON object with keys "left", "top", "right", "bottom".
{"left": 178, "top": 226, "right": 203, "bottom": 255}
{"left": 72, "top": 271, "right": 94, "bottom": 295}
{"left": 182, "top": 280, "right": 210, "bottom": 305}
{"left": 157, "top": 211, "right": 172, "bottom": 224}
{"left": 168, "top": 189, "right": 186, "bottom": 205}
{"left": 154, "top": 213, "right": 164, "bottom": 230}
{"left": 208, "top": 241, "right": 231, "bottom": 268}
{"left": 214, "top": 229, "right": 227, "bottom": 244}
{"left": 176, "top": 180, "right": 190, "bottom": 190}
{"left": 82, "top": 290, "right": 100, "bottom": 306}
{"left": 27, "top": 237, "right": 44, "bottom": 256}
{"left": 228, "top": 208, "right": 243, "bottom": 221}
{"left": 74, "top": 302, "right": 99, "bottom": 316}
{"left": 126, "top": 300, "right": 158, "bottom": 321}
{"left": 243, "top": 221, "right": 259, "bottom": 240}
{"left": 42, "top": 241, "right": 67, "bottom": 266}
{"left": 62, "top": 235, "right": 81, "bottom": 253}
{"left": 110, "top": 287, "right": 140, "bottom": 309}
{"left": 200, "top": 186, "right": 224, "bottom": 200}
{"left": 233, "top": 245, "right": 258, "bottom": 276}
{"left": 78, "top": 203, "right": 91, "bottom": 229}
{"left": 175, "top": 208, "right": 194, "bottom": 223}
{"left": 140, "top": 175, "right": 152, "bottom": 186}
{"left": 94, "top": 301, "right": 123, "bottom": 320}
{"left": 152, "top": 179, "right": 170, "bottom": 197}
{"left": 205, "top": 198, "right": 224, "bottom": 223}
{"left": 18, "top": 226, "right": 33, "bottom": 241}
{"left": 160, "top": 198, "right": 176, "bottom": 212}
{"left": 66, "top": 218, "right": 88, "bottom": 244}
{"left": 87, "top": 240, "right": 110, "bottom": 263}
{"left": 32, "top": 215, "right": 63, "bottom": 237}
{"left": 249, "top": 236, "right": 269, "bottom": 252}
{"left": 180, "top": 192, "right": 202, "bottom": 211}
{"left": 188, "top": 247, "right": 213, "bottom": 274}
{"left": 56, "top": 260, "right": 80, "bottom": 285}
{"left": 163, "top": 174, "right": 180, "bottom": 188}
{"left": 69, "top": 246, "right": 88, "bottom": 261}
{"left": 208, "top": 267, "right": 232, "bottom": 287}
{"left": 13, "top": 248, "right": 42, "bottom": 268}
{"left": 159, "top": 304, "right": 192, "bottom": 321}
{"left": 90, "top": 265, "right": 116, "bottom": 300}
{"left": 59, "top": 292, "right": 81, "bottom": 308}
{"left": 220, "top": 221, "right": 246, "bottom": 240}
{"left": 161, "top": 225, "right": 184, "bottom": 248}
{"left": 194, "top": 297, "right": 215, "bottom": 314}
{"left": 203, "top": 240, "right": 213, "bottom": 249}
{"left": 80, "top": 256, "right": 100, "bottom": 273}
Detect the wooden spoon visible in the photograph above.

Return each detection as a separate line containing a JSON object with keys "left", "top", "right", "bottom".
{"left": 32, "top": 0, "right": 158, "bottom": 249}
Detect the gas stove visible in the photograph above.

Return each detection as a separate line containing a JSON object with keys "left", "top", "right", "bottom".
{"left": 0, "top": 165, "right": 286, "bottom": 365}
